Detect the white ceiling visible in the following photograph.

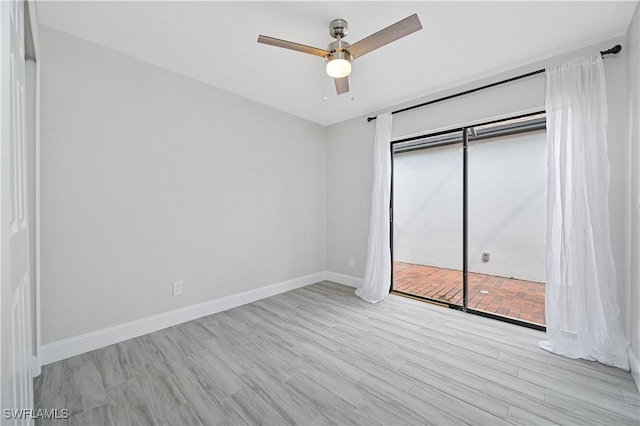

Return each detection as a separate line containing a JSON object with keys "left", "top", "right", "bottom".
{"left": 36, "top": 1, "right": 636, "bottom": 126}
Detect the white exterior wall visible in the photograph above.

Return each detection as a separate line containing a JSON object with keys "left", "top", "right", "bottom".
{"left": 394, "top": 131, "right": 546, "bottom": 282}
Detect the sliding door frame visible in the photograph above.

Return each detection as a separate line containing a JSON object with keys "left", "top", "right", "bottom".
{"left": 389, "top": 110, "right": 547, "bottom": 332}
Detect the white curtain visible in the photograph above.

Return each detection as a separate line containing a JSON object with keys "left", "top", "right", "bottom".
{"left": 356, "top": 113, "right": 393, "bottom": 303}
{"left": 540, "top": 54, "right": 629, "bottom": 370}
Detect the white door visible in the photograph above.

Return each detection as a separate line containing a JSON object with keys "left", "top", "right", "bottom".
{"left": 1, "top": 0, "right": 34, "bottom": 423}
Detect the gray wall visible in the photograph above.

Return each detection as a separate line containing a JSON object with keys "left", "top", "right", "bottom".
{"left": 39, "top": 26, "right": 327, "bottom": 344}
{"left": 327, "top": 37, "right": 630, "bottom": 333}
{"left": 626, "top": 2, "right": 640, "bottom": 367}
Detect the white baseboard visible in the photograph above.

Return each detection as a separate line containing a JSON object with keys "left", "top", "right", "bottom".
{"left": 324, "top": 271, "right": 363, "bottom": 288}
{"left": 40, "top": 272, "right": 325, "bottom": 366}
{"left": 630, "top": 347, "right": 640, "bottom": 392}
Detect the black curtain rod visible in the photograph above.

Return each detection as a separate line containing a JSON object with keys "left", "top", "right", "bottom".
{"left": 367, "top": 44, "right": 622, "bottom": 122}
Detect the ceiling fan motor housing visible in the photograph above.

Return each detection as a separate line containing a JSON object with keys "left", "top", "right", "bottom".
{"left": 327, "top": 39, "right": 351, "bottom": 61}
{"left": 327, "top": 29, "right": 352, "bottom": 79}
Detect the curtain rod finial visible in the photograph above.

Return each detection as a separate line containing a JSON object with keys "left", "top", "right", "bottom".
{"left": 601, "top": 44, "right": 622, "bottom": 56}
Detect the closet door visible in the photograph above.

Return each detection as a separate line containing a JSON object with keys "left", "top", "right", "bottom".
{"left": 1, "top": 0, "right": 35, "bottom": 421}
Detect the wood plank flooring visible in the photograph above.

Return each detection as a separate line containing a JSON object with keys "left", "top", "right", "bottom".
{"left": 34, "top": 281, "right": 640, "bottom": 425}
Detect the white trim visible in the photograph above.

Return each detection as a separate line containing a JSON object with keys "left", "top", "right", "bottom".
{"left": 26, "top": 1, "right": 39, "bottom": 59}
{"left": 629, "top": 347, "right": 640, "bottom": 392}
{"left": 324, "top": 271, "right": 363, "bottom": 288}
{"left": 30, "top": 355, "right": 40, "bottom": 378}
{"left": 26, "top": 0, "right": 41, "bottom": 377}
{"left": 40, "top": 272, "right": 325, "bottom": 365}
{"left": 32, "top": 55, "right": 40, "bottom": 370}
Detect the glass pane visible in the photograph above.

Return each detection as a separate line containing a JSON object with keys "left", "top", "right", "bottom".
{"left": 392, "top": 138, "right": 463, "bottom": 306}
{"left": 467, "top": 130, "right": 546, "bottom": 325}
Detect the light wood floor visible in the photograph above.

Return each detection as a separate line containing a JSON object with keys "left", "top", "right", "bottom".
{"left": 35, "top": 281, "right": 640, "bottom": 425}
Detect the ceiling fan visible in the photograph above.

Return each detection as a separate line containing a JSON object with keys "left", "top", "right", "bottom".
{"left": 257, "top": 14, "right": 422, "bottom": 95}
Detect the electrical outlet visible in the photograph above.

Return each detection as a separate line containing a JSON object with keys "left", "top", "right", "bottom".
{"left": 348, "top": 257, "right": 355, "bottom": 268}
{"left": 172, "top": 280, "right": 184, "bottom": 296}
{"left": 482, "top": 252, "right": 490, "bottom": 262}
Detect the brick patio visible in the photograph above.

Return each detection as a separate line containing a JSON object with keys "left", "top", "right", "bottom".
{"left": 392, "top": 262, "right": 546, "bottom": 325}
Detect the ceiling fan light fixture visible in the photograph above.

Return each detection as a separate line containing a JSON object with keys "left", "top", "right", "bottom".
{"left": 326, "top": 58, "right": 351, "bottom": 78}
{"left": 326, "top": 51, "right": 351, "bottom": 78}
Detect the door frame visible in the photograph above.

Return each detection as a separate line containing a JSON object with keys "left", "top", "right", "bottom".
{"left": 25, "top": 0, "right": 41, "bottom": 378}
{"left": 389, "top": 110, "right": 547, "bottom": 332}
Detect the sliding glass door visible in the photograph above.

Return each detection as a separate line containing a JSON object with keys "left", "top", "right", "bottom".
{"left": 467, "top": 124, "right": 547, "bottom": 325}
{"left": 392, "top": 136, "right": 463, "bottom": 307}
{"left": 391, "top": 112, "right": 547, "bottom": 330}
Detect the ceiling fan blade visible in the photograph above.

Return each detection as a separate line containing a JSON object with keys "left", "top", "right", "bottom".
{"left": 348, "top": 14, "right": 422, "bottom": 59}
{"left": 334, "top": 77, "right": 349, "bottom": 95}
{"left": 257, "top": 35, "right": 330, "bottom": 57}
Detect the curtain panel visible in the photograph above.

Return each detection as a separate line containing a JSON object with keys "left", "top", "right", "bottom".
{"left": 356, "top": 113, "right": 392, "bottom": 303}
{"left": 540, "top": 54, "right": 629, "bottom": 370}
